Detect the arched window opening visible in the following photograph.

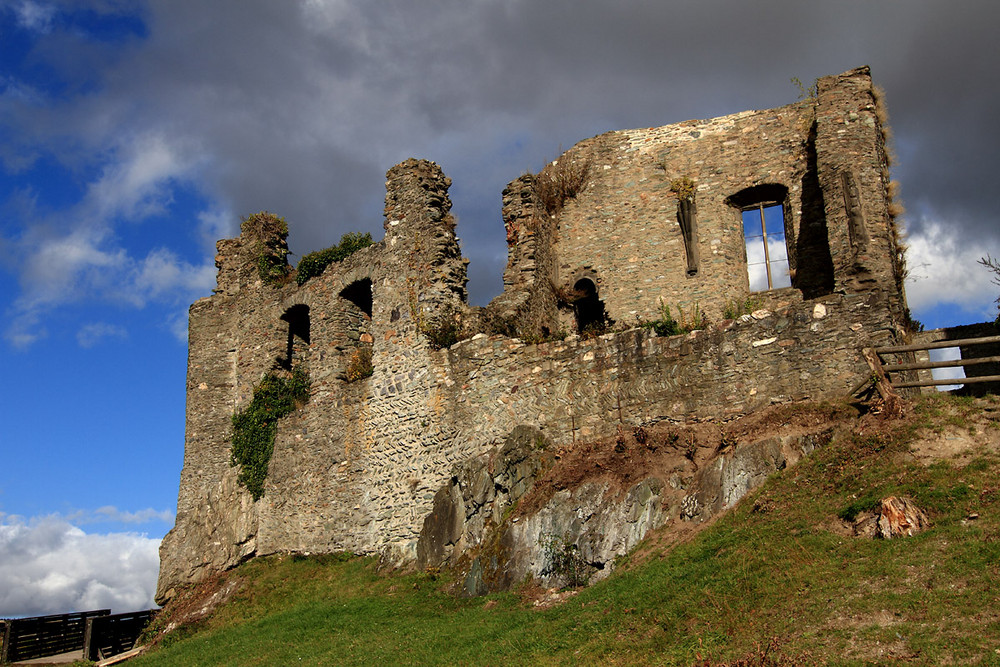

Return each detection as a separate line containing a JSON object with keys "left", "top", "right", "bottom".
{"left": 278, "top": 304, "right": 310, "bottom": 370}
{"left": 338, "top": 279, "right": 374, "bottom": 382}
{"left": 340, "top": 279, "right": 373, "bottom": 318}
{"left": 573, "top": 278, "right": 606, "bottom": 334}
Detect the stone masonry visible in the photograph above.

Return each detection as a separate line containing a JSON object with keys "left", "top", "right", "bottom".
{"left": 156, "top": 67, "right": 909, "bottom": 602}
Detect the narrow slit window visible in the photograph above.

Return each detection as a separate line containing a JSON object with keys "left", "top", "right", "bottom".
{"left": 742, "top": 203, "right": 790, "bottom": 291}
{"left": 278, "top": 304, "right": 310, "bottom": 370}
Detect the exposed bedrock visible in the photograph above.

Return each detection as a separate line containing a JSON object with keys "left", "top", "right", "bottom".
{"left": 416, "top": 417, "right": 836, "bottom": 595}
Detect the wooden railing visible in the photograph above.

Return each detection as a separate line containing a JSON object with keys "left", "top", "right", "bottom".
{"left": 855, "top": 334, "right": 1000, "bottom": 397}
{"left": 875, "top": 335, "right": 1000, "bottom": 388}
{"left": 83, "top": 609, "right": 159, "bottom": 661}
{"left": 1, "top": 608, "right": 157, "bottom": 663}
{"left": 1, "top": 609, "right": 109, "bottom": 663}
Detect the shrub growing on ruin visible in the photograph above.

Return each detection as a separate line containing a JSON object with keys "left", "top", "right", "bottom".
{"left": 638, "top": 301, "right": 711, "bottom": 337}
{"left": 677, "top": 302, "right": 710, "bottom": 332}
{"left": 533, "top": 157, "right": 591, "bottom": 216}
{"left": 668, "top": 176, "right": 696, "bottom": 201}
{"left": 541, "top": 534, "right": 591, "bottom": 588}
{"left": 242, "top": 211, "right": 290, "bottom": 286}
{"left": 482, "top": 310, "right": 520, "bottom": 338}
{"left": 640, "top": 301, "right": 681, "bottom": 337}
{"left": 296, "top": 232, "right": 374, "bottom": 286}
{"left": 230, "top": 366, "right": 310, "bottom": 500}
{"left": 422, "top": 319, "right": 461, "bottom": 350}
{"left": 722, "top": 295, "right": 764, "bottom": 320}
{"left": 344, "top": 344, "right": 373, "bottom": 382}
{"left": 980, "top": 254, "right": 1000, "bottom": 325}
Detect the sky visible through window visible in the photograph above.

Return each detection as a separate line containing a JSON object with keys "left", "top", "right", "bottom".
{"left": 743, "top": 204, "right": 791, "bottom": 291}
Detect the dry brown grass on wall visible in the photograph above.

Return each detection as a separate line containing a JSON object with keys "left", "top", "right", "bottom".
{"left": 533, "top": 157, "right": 591, "bottom": 215}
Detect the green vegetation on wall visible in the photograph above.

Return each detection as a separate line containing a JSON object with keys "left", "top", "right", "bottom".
{"left": 668, "top": 175, "right": 696, "bottom": 201}
{"left": 242, "top": 211, "right": 290, "bottom": 286}
{"left": 230, "top": 366, "right": 310, "bottom": 500}
{"left": 344, "top": 345, "right": 373, "bottom": 382}
{"left": 639, "top": 300, "right": 710, "bottom": 337}
{"left": 722, "top": 295, "right": 765, "bottom": 320}
{"left": 296, "top": 232, "right": 374, "bottom": 286}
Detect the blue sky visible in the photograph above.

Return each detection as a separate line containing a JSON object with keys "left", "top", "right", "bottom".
{"left": 2, "top": 0, "right": 999, "bottom": 617}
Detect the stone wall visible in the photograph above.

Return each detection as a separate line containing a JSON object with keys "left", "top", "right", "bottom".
{"left": 157, "top": 67, "right": 909, "bottom": 603}
{"left": 495, "top": 66, "right": 903, "bottom": 333}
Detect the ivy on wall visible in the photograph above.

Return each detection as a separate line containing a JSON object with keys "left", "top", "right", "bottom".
{"left": 230, "top": 366, "right": 310, "bottom": 500}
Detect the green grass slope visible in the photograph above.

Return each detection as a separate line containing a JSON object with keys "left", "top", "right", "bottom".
{"left": 135, "top": 395, "right": 1000, "bottom": 666}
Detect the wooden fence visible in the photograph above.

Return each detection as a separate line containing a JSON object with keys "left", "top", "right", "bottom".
{"left": 0, "top": 609, "right": 109, "bottom": 663}
{"left": 83, "top": 609, "right": 159, "bottom": 661}
{"left": 855, "top": 334, "right": 1000, "bottom": 397}
{"left": 877, "top": 335, "right": 1000, "bottom": 389}
{"left": 1, "top": 608, "right": 158, "bottom": 663}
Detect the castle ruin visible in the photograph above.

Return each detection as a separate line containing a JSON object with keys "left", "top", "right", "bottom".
{"left": 156, "top": 67, "right": 909, "bottom": 602}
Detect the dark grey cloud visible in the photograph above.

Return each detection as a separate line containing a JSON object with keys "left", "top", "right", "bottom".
{"left": 3, "top": 0, "right": 999, "bottom": 311}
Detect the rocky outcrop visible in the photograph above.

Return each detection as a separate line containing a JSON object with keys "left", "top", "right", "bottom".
{"left": 156, "top": 471, "right": 258, "bottom": 603}
{"left": 679, "top": 432, "right": 828, "bottom": 522}
{"left": 416, "top": 410, "right": 838, "bottom": 595}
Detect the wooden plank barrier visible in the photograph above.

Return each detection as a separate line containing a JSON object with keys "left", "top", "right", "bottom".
{"left": 872, "top": 334, "right": 1000, "bottom": 392}
{"left": 83, "top": 609, "right": 159, "bottom": 661}
{"left": 0, "top": 609, "right": 109, "bottom": 663}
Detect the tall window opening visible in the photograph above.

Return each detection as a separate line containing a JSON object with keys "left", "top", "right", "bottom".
{"left": 742, "top": 203, "right": 791, "bottom": 291}
{"left": 728, "top": 184, "right": 792, "bottom": 293}
{"left": 339, "top": 279, "right": 374, "bottom": 382}
{"left": 279, "top": 304, "right": 310, "bottom": 370}
{"left": 573, "top": 278, "right": 606, "bottom": 334}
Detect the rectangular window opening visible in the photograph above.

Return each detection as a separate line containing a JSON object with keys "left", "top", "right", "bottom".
{"left": 929, "top": 346, "right": 967, "bottom": 392}
{"left": 743, "top": 203, "right": 790, "bottom": 292}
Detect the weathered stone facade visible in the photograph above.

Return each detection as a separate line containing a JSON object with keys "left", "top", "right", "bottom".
{"left": 156, "top": 67, "right": 909, "bottom": 603}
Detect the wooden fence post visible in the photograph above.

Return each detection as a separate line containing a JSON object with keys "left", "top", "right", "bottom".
{"left": 1, "top": 619, "right": 11, "bottom": 663}
{"left": 83, "top": 617, "right": 95, "bottom": 662}
{"left": 861, "top": 347, "right": 897, "bottom": 401}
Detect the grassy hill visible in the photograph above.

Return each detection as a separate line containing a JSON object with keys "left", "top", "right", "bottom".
{"left": 133, "top": 394, "right": 1000, "bottom": 666}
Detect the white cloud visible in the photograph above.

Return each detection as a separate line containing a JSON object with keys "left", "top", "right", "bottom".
{"left": 87, "top": 134, "right": 191, "bottom": 223}
{"left": 165, "top": 307, "right": 189, "bottom": 343}
{"left": 0, "top": 514, "right": 160, "bottom": 617}
{"left": 76, "top": 322, "right": 128, "bottom": 348}
{"left": 904, "top": 219, "right": 999, "bottom": 319}
{"left": 14, "top": 0, "right": 56, "bottom": 33}
{"left": 4, "top": 310, "right": 47, "bottom": 348}
{"left": 7, "top": 223, "right": 130, "bottom": 331}
{"left": 4, "top": 221, "right": 215, "bottom": 347}
{"left": 134, "top": 248, "right": 216, "bottom": 299}
{"left": 197, "top": 208, "right": 236, "bottom": 251}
